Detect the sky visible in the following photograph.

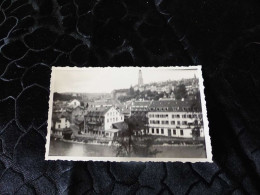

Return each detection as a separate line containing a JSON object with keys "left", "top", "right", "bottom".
{"left": 52, "top": 67, "right": 199, "bottom": 93}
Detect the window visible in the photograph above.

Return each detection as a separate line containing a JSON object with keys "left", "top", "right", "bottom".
{"left": 182, "top": 121, "right": 187, "bottom": 125}
{"left": 166, "top": 114, "right": 168, "bottom": 118}
{"left": 177, "top": 121, "right": 180, "bottom": 125}
{"left": 58, "top": 125, "right": 60, "bottom": 128}
{"left": 180, "top": 130, "right": 183, "bottom": 135}
{"left": 171, "top": 121, "right": 175, "bottom": 125}
{"left": 182, "top": 114, "right": 186, "bottom": 118}
{"left": 166, "top": 121, "right": 169, "bottom": 124}
{"left": 161, "top": 129, "right": 164, "bottom": 134}
{"left": 193, "top": 114, "right": 197, "bottom": 118}
{"left": 152, "top": 128, "right": 154, "bottom": 133}
{"left": 173, "top": 130, "right": 176, "bottom": 135}
{"left": 176, "top": 114, "right": 180, "bottom": 118}
{"left": 172, "top": 115, "right": 174, "bottom": 118}
{"left": 156, "top": 129, "right": 159, "bottom": 134}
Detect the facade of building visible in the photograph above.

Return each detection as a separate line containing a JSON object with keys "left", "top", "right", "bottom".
{"left": 120, "top": 100, "right": 132, "bottom": 118}
{"left": 51, "top": 114, "right": 71, "bottom": 138}
{"left": 147, "top": 99, "right": 204, "bottom": 138}
{"left": 130, "top": 100, "right": 151, "bottom": 117}
{"left": 68, "top": 99, "right": 81, "bottom": 109}
{"left": 84, "top": 106, "right": 125, "bottom": 138}
{"left": 67, "top": 105, "right": 86, "bottom": 124}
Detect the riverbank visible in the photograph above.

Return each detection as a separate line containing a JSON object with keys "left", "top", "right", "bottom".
{"left": 49, "top": 137, "right": 206, "bottom": 158}
{"left": 52, "top": 137, "right": 205, "bottom": 147}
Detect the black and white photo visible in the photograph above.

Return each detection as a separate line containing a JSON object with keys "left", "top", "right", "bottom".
{"left": 45, "top": 66, "right": 212, "bottom": 162}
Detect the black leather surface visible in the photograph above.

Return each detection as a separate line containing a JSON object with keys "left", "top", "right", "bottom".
{"left": 0, "top": 0, "right": 260, "bottom": 194}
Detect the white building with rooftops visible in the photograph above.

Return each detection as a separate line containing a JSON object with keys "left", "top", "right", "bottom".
{"left": 147, "top": 99, "right": 204, "bottom": 138}
{"left": 84, "top": 106, "right": 125, "bottom": 138}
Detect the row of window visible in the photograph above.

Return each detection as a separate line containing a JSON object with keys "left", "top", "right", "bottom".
{"left": 149, "top": 120, "right": 196, "bottom": 125}
{"left": 107, "top": 111, "right": 119, "bottom": 116}
{"left": 149, "top": 128, "right": 184, "bottom": 136}
{"left": 149, "top": 113, "right": 202, "bottom": 119}
{"left": 87, "top": 116, "right": 123, "bottom": 123}
{"left": 107, "top": 117, "right": 123, "bottom": 123}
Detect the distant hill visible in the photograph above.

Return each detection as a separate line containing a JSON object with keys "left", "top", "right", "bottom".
{"left": 53, "top": 92, "right": 111, "bottom": 102}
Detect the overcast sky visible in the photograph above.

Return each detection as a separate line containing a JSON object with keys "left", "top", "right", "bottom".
{"left": 52, "top": 67, "right": 199, "bottom": 93}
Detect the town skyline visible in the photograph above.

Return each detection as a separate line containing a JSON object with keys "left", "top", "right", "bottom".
{"left": 53, "top": 67, "right": 199, "bottom": 93}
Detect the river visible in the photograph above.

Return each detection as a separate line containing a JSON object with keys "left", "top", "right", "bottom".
{"left": 49, "top": 138, "right": 206, "bottom": 158}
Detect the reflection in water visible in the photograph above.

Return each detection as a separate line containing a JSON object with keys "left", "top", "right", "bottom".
{"left": 49, "top": 138, "right": 206, "bottom": 158}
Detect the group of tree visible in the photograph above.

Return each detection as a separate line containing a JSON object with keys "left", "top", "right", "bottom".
{"left": 53, "top": 92, "right": 82, "bottom": 101}
{"left": 117, "top": 84, "right": 193, "bottom": 102}
{"left": 113, "top": 115, "right": 161, "bottom": 157}
{"left": 174, "top": 84, "right": 187, "bottom": 100}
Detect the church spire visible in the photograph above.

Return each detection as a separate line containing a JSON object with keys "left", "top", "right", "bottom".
{"left": 138, "top": 70, "right": 143, "bottom": 87}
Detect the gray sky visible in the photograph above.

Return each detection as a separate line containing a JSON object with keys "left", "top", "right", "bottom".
{"left": 53, "top": 67, "right": 199, "bottom": 93}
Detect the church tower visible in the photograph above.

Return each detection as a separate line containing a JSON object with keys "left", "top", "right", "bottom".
{"left": 138, "top": 70, "right": 143, "bottom": 87}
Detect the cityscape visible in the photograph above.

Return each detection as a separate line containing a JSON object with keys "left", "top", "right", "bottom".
{"left": 47, "top": 67, "right": 207, "bottom": 159}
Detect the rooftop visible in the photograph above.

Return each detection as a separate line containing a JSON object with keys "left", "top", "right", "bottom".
{"left": 132, "top": 101, "right": 151, "bottom": 107}
{"left": 86, "top": 106, "right": 112, "bottom": 117}
{"left": 149, "top": 99, "right": 201, "bottom": 112}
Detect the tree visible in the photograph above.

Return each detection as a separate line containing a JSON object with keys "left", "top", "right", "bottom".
{"left": 114, "top": 117, "right": 136, "bottom": 157}
{"left": 174, "top": 84, "right": 187, "bottom": 100}
{"left": 191, "top": 120, "right": 200, "bottom": 140}
{"left": 129, "top": 86, "right": 135, "bottom": 96}
{"left": 114, "top": 116, "right": 160, "bottom": 157}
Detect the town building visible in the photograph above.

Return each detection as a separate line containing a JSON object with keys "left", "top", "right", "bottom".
{"left": 131, "top": 100, "right": 151, "bottom": 117}
{"left": 66, "top": 105, "right": 86, "bottom": 124}
{"left": 120, "top": 100, "right": 132, "bottom": 119}
{"left": 87, "top": 98, "right": 123, "bottom": 109}
{"left": 147, "top": 99, "right": 204, "bottom": 138}
{"left": 84, "top": 106, "right": 125, "bottom": 138}
{"left": 51, "top": 113, "right": 71, "bottom": 138}
{"left": 68, "top": 99, "right": 81, "bottom": 109}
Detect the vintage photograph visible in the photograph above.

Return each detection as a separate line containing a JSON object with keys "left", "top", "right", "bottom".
{"left": 45, "top": 66, "right": 212, "bottom": 162}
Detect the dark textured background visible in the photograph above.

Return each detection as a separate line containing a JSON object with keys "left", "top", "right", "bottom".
{"left": 0, "top": 0, "right": 260, "bottom": 194}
